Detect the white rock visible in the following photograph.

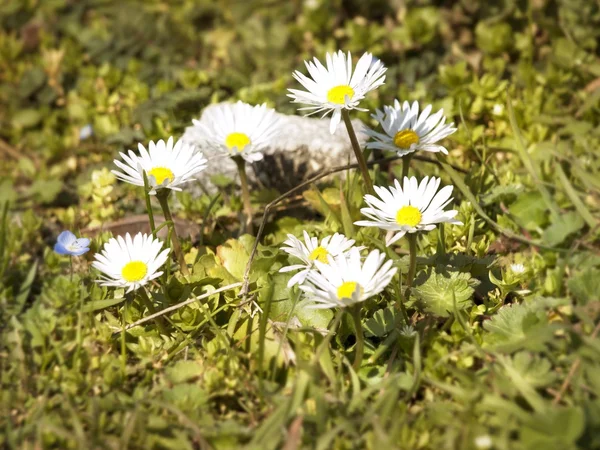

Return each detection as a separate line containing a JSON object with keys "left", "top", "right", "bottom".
{"left": 182, "top": 105, "right": 369, "bottom": 192}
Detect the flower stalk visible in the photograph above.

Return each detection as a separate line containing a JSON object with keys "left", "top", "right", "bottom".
{"left": 156, "top": 190, "right": 189, "bottom": 277}
{"left": 401, "top": 153, "right": 413, "bottom": 180}
{"left": 233, "top": 156, "right": 254, "bottom": 234}
{"left": 405, "top": 233, "right": 418, "bottom": 299}
{"left": 341, "top": 109, "right": 374, "bottom": 195}
{"left": 142, "top": 170, "right": 156, "bottom": 235}
{"left": 349, "top": 305, "right": 364, "bottom": 370}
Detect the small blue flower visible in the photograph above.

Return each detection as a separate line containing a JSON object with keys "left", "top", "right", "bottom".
{"left": 79, "top": 124, "right": 93, "bottom": 140}
{"left": 54, "top": 231, "right": 90, "bottom": 256}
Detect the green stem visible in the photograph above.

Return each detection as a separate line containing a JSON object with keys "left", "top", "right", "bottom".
{"left": 341, "top": 109, "right": 374, "bottom": 195}
{"left": 233, "top": 157, "right": 254, "bottom": 235}
{"left": 69, "top": 256, "right": 73, "bottom": 282}
{"left": 156, "top": 190, "right": 190, "bottom": 277}
{"left": 121, "top": 297, "right": 128, "bottom": 377}
{"left": 401, "top": 153, "right": 414, "bottom": 180}
{"left": 437, "top": 223, "right": 446, "bottom": 256}
{"left": 313, "top": 309, "right": 344, "bottom": 365}
{"left": 139, "top": 288, "right": 168, "bottom": 334}
{"left": 405, "top": 234, "right": 418, "bottom": 299}
{"left": 142, "top": 171, "right": 156, "bottom": 235}
{"left": 350, "top": 305, "right": 364, "bottom": 371}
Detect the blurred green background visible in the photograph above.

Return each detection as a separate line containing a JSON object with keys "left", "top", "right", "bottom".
{"left": 2, "top": 1, "right": 600, "bottom": 449}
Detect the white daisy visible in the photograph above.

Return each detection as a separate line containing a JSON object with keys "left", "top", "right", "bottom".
{"left": 279, "top": 231, "right": 359, "bottom": 287}
{"left": 92, "top": 232, "right": 170, "bottom": 293}
{"left": 355, "top": 176, "right": 463, "bottom": 246}
{"left": 288, "top": 51, "right": 387, "bottom": 134}
{"left": 366, "top": 100, "right": 457, "bottom": 156}
{"left": 112, "top": 137, "right": 207, "bottom": 195}
{"left": 299, "top": 247, "right": 397, "bottom": 309}
{"left": 184, "top": 101, "right": 281, "bottom": 163}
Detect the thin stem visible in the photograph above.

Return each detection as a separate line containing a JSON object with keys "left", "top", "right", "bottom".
{"left": 313, "top": 308, "right": 344, "bottom": 365}
{"left": 156, "top": 190, "right": 190, "bottom": 277}
{"left": 139, "top": 288, "right": 168, "bottom": 335}
{"left": 437, "top": 223, "right": 446, "bottom": 256}
{"left": 350, "top": 305, "right": 364, "bottom": 371}
{"left": 142, "top": 171, "right": 156, "bottom": 235}
{"left": 401, "top": 153, "right": 414, "bottom": 180}
{"left": 240, "top": 154, "right": 467, "bottom": 297}
{"left": 405, "top": 234, "right": 418, "bottom": 299}
{"left": 121, "top": 297, "right": 129, "bottom": 376}
{"left": 233, "top": 157, "right": 254, "bottom": 235}
{"left": 114, "top": 282, "right": 242, "bottom": 334}
{"left": 69, "top": 256, "right": 73, "bottom": 282}
{"left": 341, "top": 109, "right": 374, "bottom": 194}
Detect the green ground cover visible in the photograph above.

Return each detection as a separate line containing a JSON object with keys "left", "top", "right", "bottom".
{"left": 1, "top": 1, "right": 600, "bottom": 449}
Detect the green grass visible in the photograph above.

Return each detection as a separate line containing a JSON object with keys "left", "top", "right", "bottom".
{"left": 1, "top": 1, "right": 600, "bottom": 449}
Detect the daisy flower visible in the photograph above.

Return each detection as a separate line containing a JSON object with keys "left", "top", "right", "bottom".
{"left": 366, "top": 100, "right": 457, "bottom": 156}
{"left": 288, "top": 51, "right": 387, "bottom": 134}
{"left": 299, "top": 247, "right": 397, "bottom": 309}
{"left": 54, "top": 230, "right": 90, "bottom": 256}
{"left": 355, "top": 176, "right": 462, "bottom": 246}
{"left": 112, "top": 137, "right": 208, "bottom": 195}
{"left": 92, "top": 232, "right": 170, "bottom": 293}
{"left": 279, "top": 231, "right": 359, "bottom": 287}
{"left": 184, "top": 101, "right": 281, "bottom": 163}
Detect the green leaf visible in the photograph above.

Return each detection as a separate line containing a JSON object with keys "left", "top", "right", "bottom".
{"left": 521, "top": 407, "right": 585, "bottom": 450}
{"left": 12, "top": 109, "right": 42, "bottom": 129}
{"left": 10, "top": 260, "right": 38, "bottom": 315}
{"left": 28, "top": 179, "right": 63, "bottom": 204}
{"left": 542, "top": 211, "right": 584, "bottom": 246}
{"left": 165, "top": 360, "right": 203, "bottom": 384}
{"left": 364, "top": 306, "right": 398, "bottom": 337}
{"left": 0, "top": 180, "right": 18, "bottom": 204}
{"left": 413, "top": 271, "right": 478, "bottom": 317}
{"left": 215, "top": 238, "right": 250, "bottom": 280}
{"left": 266, "top": 272, "right": 332, "bottom": 330}
{"left": 510, "top": 352, "right": 557, "bottom": 388}
{"left": 483, "top": 303, "right": 552, "bottom": 352}
{"left": 509, "top": 192, "right": 548, "bottom": 230}
{"left": 81, "top": 296, "right": 126, "bottom": 312}
{"left": 567, "top": 267, "right": 600, "bottom": 306}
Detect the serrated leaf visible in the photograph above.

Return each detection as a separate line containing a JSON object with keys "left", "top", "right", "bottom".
{"left": 483, "top": 303, "right": 552, "bottom": 352}
{"left": 413, "top": 271, "right": 478, "bottom": 317}
{"left": 510, "top": 352, "right": 557, "bottom": 388}
{"left": 364, "top": 306, "right": 398, "bottom": 337}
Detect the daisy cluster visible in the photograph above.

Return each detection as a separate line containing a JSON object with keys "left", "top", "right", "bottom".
{"left": 280, "top": 232, "right": 397, "bottom": 309}
{"left": 279, "top": 51, "right": 462, "bottom": 309}
{"left": 53, "top": 49, "right": 463, "bottom": 315}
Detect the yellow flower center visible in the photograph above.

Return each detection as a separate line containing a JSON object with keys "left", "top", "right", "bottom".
{"left": 337, "top": 281, "right": 361, "bottom": 300}
{"left": 327, "top": 85, "right": 355, "bottom": 105}
{"left": 308, "top": 246, "right": 329, "bottom": 264}
{"left": 393, "top": 129, "right": 420, "bottom": 149}
{"left": 148, "top": 167, "right": 174, "bottom": 185}
{"left": 396, "top": 206, "right": 422, "bottom": 227}
{"left": 121, "top": 261, "right": 148, "bottom": 282}
{"left": 225, "top": 132, "right": 251, "bottom": 151}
